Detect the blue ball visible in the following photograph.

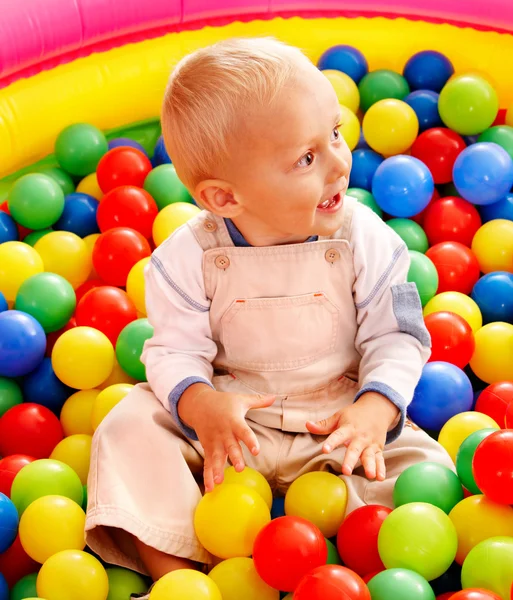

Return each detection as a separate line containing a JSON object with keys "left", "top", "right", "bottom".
{"left": 22, "top": 357, "right": 75, "bottom": 414}
{"left": 317, "top": 45, "right": 369, "bottom": 84}
{"left": 403, "top": 50, "right": 454, "bottom": 93}
{"left": 0, "top": 493, "right": 18, "bottom": 553}
{"left": 108, "top": 137, "right": 148, "bottom": 155}
{"left": 0, "top": 574, "right": 7, "bottom": 600}
{"left": 153, "top": 136, "right": 172, "bottom": 166}
{"left": 0, "top": 292, "right": 7, "bottom": 314}
{"left": 471, "top": 272, "right": 513, "bottom": 325}
{"left": 271, "top": 497, "right": 285, "bottom": 520}
{"left": 409, "top": 362, "right": 473, "bottom": 431}
{"left": 372, "top": 155, "right": 434, "bottom": 218}
{"left": 350, "top": 149, "right": 384, "bottom": 190}
{"left": 0, "top": 212, "right": 18, "bottom": 243}
{"left": 453, "top": 142, "right": 513, "bottom": 205}
{"left": 0, "top": 310, "right": 46, "bottom": 378}
{"left": 404, "top": 90, "right": 442, "bottom": 132}
{"left": 54, "top": 192, "right": 99, "bottom": 238}
{"left": 479, "top": 193, "right": 513, "bottom": 222}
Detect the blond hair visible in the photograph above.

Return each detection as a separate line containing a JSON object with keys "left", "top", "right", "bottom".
{"left": 161, "top": 37, "right": 310, "bottom": 189}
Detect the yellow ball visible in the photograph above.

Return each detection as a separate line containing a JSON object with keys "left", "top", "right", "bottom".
{"left": 209, "top": 557, "right": 278, "bottom": 600}
{"left": 470, "top": 322, "right": 513, "bottom": 384}
{"left": 322, "top": 70, "right": 360, "bottom": 113}
{"left": 284, "top": 471, "right": 347, "bottom": 538}
{"left": 52, "top": 326, "right": 115, "bottom": 389}
{"left": 423, "top": 292, "right": 482, "bottom": 333}
{"left": 60, "top": 389, "right": 99, "bottom": 436}
{"left": 150, "top": 570, "right": 221, "bottom": 600}
{"left": 76, "top": 173, "right": 103, "bottom": 200}
{"left": 91, "top": 383, "right": 134, "bottom": 431}
{"left": 50, "top": 435, "right": 92, "bottom": 485}
{"left": 0, "top": 241, "right": 44, "bottom": 302}
{"left": 98, "top": 358, "right": 137, "bottom": 389}
{"left": 438, "top": 411, "right": 500, "bottom": 463}
{"left": 19, "top": 495, "right": 86, "bottom": 563}
{"left": 222, "top": 466, "right": 273, "bottom": 510}
{"left": 35, "top": 231, "right": 92, "bottom": 289}
{"left": 152, "top": 203, "right": 201, "bottom": 247}
{"left": 363, "top": 99, "right": 419, "bottom": 156}
{"left": 126, "top": 257, "right": 150, "bottom": 316}
{"left": 339, "top": 105, "right": 361, "bottom": 151}
{"left": 472, "top": 219, "right": 513, "bottom": 274}
{"left": 37, "top": 549, "right": 108, "bottom": 600}
{"left": 84, "top": 233, "right": 100, "bottom": 280}
{"left": 194, "top": 483, "right": 270, "bottom": 558}
{"left": 449, "top": 495, "right": 513, "bottom": 564}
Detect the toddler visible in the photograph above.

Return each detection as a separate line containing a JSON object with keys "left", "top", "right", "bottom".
{"left": 85, "top": 37, "right": 453, "bottom": 595}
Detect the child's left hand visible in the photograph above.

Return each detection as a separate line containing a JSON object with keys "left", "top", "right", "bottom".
{"left": 306, "top": 392, "right": 400, "bottom": 481}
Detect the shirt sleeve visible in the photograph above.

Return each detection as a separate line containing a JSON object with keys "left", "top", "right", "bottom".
{"left": 140, "top": 224, "right": 217, "bottom": 440}
{"left": 349, "top": 203, "right": 431, "bottom": 443}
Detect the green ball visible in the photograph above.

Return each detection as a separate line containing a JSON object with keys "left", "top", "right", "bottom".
{"left": 393, "top": 462, "right": 463, "bottom": 514}
{"left": 367, "top": 568, "right": 435, "bottom": 600}
{"left": 456, "top": 428, "right": 497, "bottom": 495}
{"left": 106, "top": 567, "right": 148, "bottom": 600}
{"left": 359, "top": 70, "right": 410, "bottom": 112}
{"left": 15, "top": 272, "right": 76, "bottom": 333}
{"left": 348, "top": 187, "right": 383, "bottom": 218}
{"left": 461, "top": 537, "right": 513, "bottom": 599}
{"left": 439, "top": 74, "right": 498, "bottom": 135}
{"left": 144, "top": 165, "right": 193, "bottom": 211}
{"left": 9, "top": 572, "right": 39, "bottom": 600}
{"left": 378, "top": 502, "right": 458, "bottom": 581}
{"left": 8, "top": 174, "right": 65, "bottom": 229}
{"left": 407, "top": 251, "right": 439, "bottom": 307}
{"left": 0, "top": 376, "right": 23, "bottom": 417}
{"left": 325, "top": 538, "right": 342, "bottom": 565}
{"left": 55, "top": 123, "right": 108, "bottom": 177}
{"left": 23, "top": 229, "right": 53, "bottom": 247}
{"left": 116, "top": 319, "right": 154, "bottom": 381}
{"left": 478, "top": 125, "right": 513, "bottom": 160}
{"left": 38, "top": 166, "right": 76, "bottom": 196}
{"left": 387, "top": 219, "right": 429, "bottom": 253}
{"left": 82, "top": 484, "right": 88, "bottom": 511}
{"left": 10, "top": 458, "right": 83, "bottom": 516}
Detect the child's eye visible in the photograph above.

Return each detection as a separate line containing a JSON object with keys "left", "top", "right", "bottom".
{"left": 331, "top": 125, "right": 341, "bottom": 141}
{"left": 297, "top": 152, "right": 314, "bottom": 168}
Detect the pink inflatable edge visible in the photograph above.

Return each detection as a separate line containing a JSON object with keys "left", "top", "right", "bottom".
{"left": 1, "top": 0, "right": 513, "bottom": 87}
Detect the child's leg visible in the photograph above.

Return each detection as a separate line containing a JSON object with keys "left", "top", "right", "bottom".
{"left": 132, "top": 537, "right": 197, "bottom": 580}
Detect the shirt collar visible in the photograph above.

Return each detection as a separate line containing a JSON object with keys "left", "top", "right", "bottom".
{"left": 224, "top": 219, "right": 318, "bottom": 247}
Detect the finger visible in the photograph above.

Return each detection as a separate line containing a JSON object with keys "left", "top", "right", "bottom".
{"left": 234, "top": 422, "right": 260, "bottom": 456}
{"left": 361, "top": 446, "right": 377, "bottom": 480}
{"left": 203, "top": 456, "right": 215, "bottom": 493}
{"left": 224, "top": 437, "right": 245, "bottom": 471}
{"left": 342, "top": 436, "right": 367, "bottom": 476}
{"left": 376, "top": 450, "right": 386, "bottom": 481}
{"left": 211, "top": 449, "right": 228, "bottom": 485}
{"left": 244, "top": 394, "right": 276, "bottom": 410}
{"left": 322, "top": 424, "right": 354, "bottom": 453}
{"left": 306, "top": 413, "right": 340, "bottom": 437}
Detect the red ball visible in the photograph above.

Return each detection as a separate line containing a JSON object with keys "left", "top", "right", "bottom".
{"left": 425, "top": 242, "right": 480, "bottom": 295}
{"left": 450, "top": 590, "right": 502, "bottom": 600}
{"left": 475, "top": 381, "right": 513, "bottom": 428}
{"left": 294, "top": 565, "right": 371, "bottom": 600}
{"left": 411, "top": 128, "right": 466, "bottom": 184}
{"left": 75, "top": 279, "right": 108, "bottom": 305}
{"left": 0, "top": 534, "right": 39, "bottom": 587}
{"left": 423, "top": 196, "right": 482, "bottom": 247}
{"left": 506, "top": 402, "right": 513, "bottom": 428}
{"left": 424, "top": 311, "right": 475, "bottom": 369}
{"left": 76, "top": 286, "right": 138, "bottom": 345}
{"left": 437, "top": 594, "right": 456, "bottom": 600}
{"left": 97, "top": 147, "right": 152, "bottom": 193}
{"left": 0, "top": 455, "right": 35, "bottom": 497}
{"left": 253, "top": 516, "right": 327, "bottom": 592}
{"left": 336, "top": 505, "right": 391, "bottom": 576}
{"left": 473, "top": 430, "right": 513, "bottom": 504}
{"left": 92, "top": 227, "right": 151, "bottom": 287}
{"left": 492, "top": 108, "right": 507, "bottom": 126}
{"left": 0, "top": 403, "right": 63, "bottom": 459}
{"left": 45, "top": 316, "right": 77, "bottom": 357}
{"left": 362, "top": 570, "right": 383, "bottom": 584}
{"left": 97, "top": 186, "right": 158, "bottom": 239}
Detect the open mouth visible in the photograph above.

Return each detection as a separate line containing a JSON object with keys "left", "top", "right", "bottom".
{"left": 317, "top": 192, "right": 342, "bottom": 213}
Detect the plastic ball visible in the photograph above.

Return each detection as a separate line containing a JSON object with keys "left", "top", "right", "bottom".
{"left": 126, "top": 257, "right": 150, "bottom": 316}
{"left": 409, "top": 362, "right": 473, "bottom": 431}
{"left": 0, "top": 376, "right": 23, "bottom": 417}
{"left": 0, "top": 211, "right": 18, "bottom": 243}
{"left": 367, "top": 568, "right": 435, "bottom": 600}
{"left": 479, "top": 193, "right": 513, "bottom": 222}
{"left": 222, "top": 466, "right": 272, "bottom": 510}
{"left": 349, "top": 149, "right": 384, "bottom": 190}
{"left": 37, "top": 166, "right": 76, "bottom": 196}
{"left": 91, "top": 383, "right": 134, "bottom": 431}
{"left": 326, "top": 538, "right": 342, "bottom": 565}
{"left": 143, "top": 164, "right": 192, "bottom": 210}
{"left": 150, "top": 570, "right": 221, "bottom": 600}
{"left": 0, "top": 241, "right": 44, "bottom": 302}
{"left": 0, "top": 534, "right": 39, "bottom": 589}
{"left": 0, "top": 310, "right": 47, "bottom": 377}
{"left": 35, "top": 231, "right": 92, "bottom": 289}
{"left": 478, "top": 125, "right": 513, "bottom": 161}
{"left": 294, "top": 564, "right": 370, "bottom": 600}
{"left": 317, "top": 46, "right": 368, "bottom": 84}
{"left": 9, "top": 573, "right": 39, "bottom": 600}
{"left": 45, "top": 316, "right": 77, "bottom": 358}
{"left": 475, "top": 381, "right": 513, "bottom": 427}
{"left": 106, "top": 566, "right": 148, "bottom": 600}
{"left": 473, "top": 430, "right": 513, "bottom": 504}
{"left": 97, "top": 147, "right": 152, "bottom": 193}
{"left": 0, "top": 292, "right": 7, "bottom": 314}
{"left": 461, "top": 537, "right": 513, "bottom": 600}
{"left": 347, "top": 188, "right": 383, "bottom": 217}
{"left": 60, "top": 389, "right": 98, "bottom": 436}
{"left": 54, "top": 192, "right": 99, "bottom": 238}
{"left": 323, "top": 70, "right": 360, "bottom": 113}
{"left": 37, "top": 549, "right": 109, "bottom": 600}
{"left": 472, "top": 273, "right": 513, "bottom": 325}
{"left": 426, "top": 242, "right": 480, "bottom": 295}
{"left": 97, "top": 186, "right": 158, "bottom": 239}
{"left": 0, "top": 574, "right": 7, "bottom": 600}
{"left": 359, "top": 70, "right": 410, "bottom": 112}
{"left": 98, "top": 357, "right": 136, "bottom": 389}
{"left": 23, "top": 229, "right": 52, "bottom": 247}
{"left": 472, "top": 219, "right": 513, "bottom": 274}
{"left": 208, "top": 557, "right": 278, "bottom": 600}
{"left": 363, "top": 99, "right": 418, "bottom": 156}
{"left": 505, "top": 402, "right": 513, "bottom": 428}
{"left": 457, "top": 429, "right": 501, "bottom": 494}
{"left": 52, "top": 326, "right": 115, "bottom": 389}
{"left": 76, "top": 173, "right": 103, "bottom": 200}
{"left": 438, "top": 75, "right": 499, "bottom": 135}
{"left": 439, "top": 408, "right": 499, "bottom": 460}
{"left": 336, "top": 504, "right": 391, "bottom": 576}
{"left": 115, "top": 318, "right": 153, "bottom": 381}
{"left": 453, "top": 143, "right": 513, "bottom": 205}
{"left": 411, "top": 129, "right": 466, "bottom": 184}
{"left": 423, "top": 196, "right": 481, "bottom": 247}
{"left": 108, "top": 137, "right": 148, "bottom": 155}
{"left": 470, "top": 322, "right": 513, "bottom": 384}
{"left": 92, "top": 227, "right": 151, "bottom": 287}
{"left": 407, "top": 250, "right": 439, "bottom": 307}
{"left": 403, "top": 51, "right": 454, "bottom": 93}
{"left": 50, "top": 434, "right": 92, "bottom": 485}
{"left": 0, "top": 493, "right": 19, "bottom": 553}
{"left": 404, "top": 90, "right": 442, "bottom": 132}
{"left": 21, "top": 357, "right": 73, "bottom": 414}
{"left": 450, "top": 591, "right": 502, "bottom": 600}
{"left": 0, "top": 455, "right": 34, "bottom": 497}
{"left": 252, "top": 516, "right": 327, "bottom": 591}
{"left": 339, "top": 104, "right": 361, "bottom": 151}
{"left": 9, "top": 174, "right": 65, "bottom": 230}
{"left": 425, "top": 312, "right": 475, "bottom": 369}
{"left": 378, "top": 502, "right": 458, "bottom": 581}
{"left": 423, "top": 292, "right": 482, "bottom": 333}
{"left": 152, "top": 135, "right": 172, "bottom": 166}
{"left": 152, "top": 202, "right": 201, "bottom": 247}
{"left": 55, "top": 124, "right": 108, "bottom": 177}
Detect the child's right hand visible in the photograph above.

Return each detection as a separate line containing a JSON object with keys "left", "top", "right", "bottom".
{"left": 178, "top": 385, "right": 275, "bottom": 492}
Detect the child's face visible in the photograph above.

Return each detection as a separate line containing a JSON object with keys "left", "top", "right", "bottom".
{"left": 225, "top": 61, "right": 352, "bottom": 244}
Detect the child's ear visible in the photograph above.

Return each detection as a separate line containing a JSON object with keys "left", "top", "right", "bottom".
{"left": 194, "top": 179, "right": 243, "bottom": 218}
